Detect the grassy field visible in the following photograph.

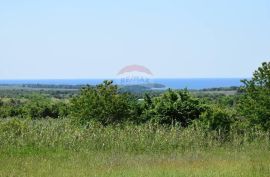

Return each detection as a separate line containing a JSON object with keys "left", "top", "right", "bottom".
{"left": 1, "top": 148, "right": 270, "bottom": 177}
{"left": 0, "top": 118, "right": 269, "bottom": 177}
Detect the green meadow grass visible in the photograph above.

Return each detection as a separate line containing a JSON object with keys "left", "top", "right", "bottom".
{"left": 0, "top": 118, "right": 269, "bottom": 177}
{"left": 1, "top": 149, "right": 270, "bottom": 177}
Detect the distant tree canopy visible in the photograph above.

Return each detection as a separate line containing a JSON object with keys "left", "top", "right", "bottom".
{"left": 239, "top": 62, "right": 270, "bottom": 130}
{"left": 21, "top": 94, "right": 68, "bottom": 119}
{"left": 0, "top": 95, "right": 68, "bottom": 119}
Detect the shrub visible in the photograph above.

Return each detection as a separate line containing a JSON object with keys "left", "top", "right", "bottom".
{"left": 70, "top": 80, "right": 133, "bottom": 125}
{"left": 0, "top": 99, "right": 22, "bottom": 118}
{"left": 200, "top": 105, "right": 236, "bottom": 132}
{"left": 141, "top": 89, "right": 206, "bottom": 126}
{"left": 21, "top": 94, "right": 66, "bottom": 119}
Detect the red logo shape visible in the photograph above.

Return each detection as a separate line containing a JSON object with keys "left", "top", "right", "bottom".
{"left": 117, "top": 65, "right": 153, "bottom": 75}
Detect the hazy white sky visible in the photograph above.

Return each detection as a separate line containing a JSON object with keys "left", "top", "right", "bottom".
{"left": 0, "top": 0, "right": 269, "bottom": 79}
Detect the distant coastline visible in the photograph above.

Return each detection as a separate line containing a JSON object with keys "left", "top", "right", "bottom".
{"left": 0, "top": 78, "right": 245, "bottom": 89}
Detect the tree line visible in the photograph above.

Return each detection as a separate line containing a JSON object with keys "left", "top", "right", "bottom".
{"left": 0, "top": 62, "right": 270, "bottom": 131}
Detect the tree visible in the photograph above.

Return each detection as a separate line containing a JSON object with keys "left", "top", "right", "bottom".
{"left": 200, "top": 105, "right": 236, "bottom": 132}
{"left": 70, "top": 80, "right": 132, "bottom": 125}
{"left": 141, "top": 89, "right": 206, "bottom": 126}
{"left": 239, "top": 62, "right": 270, "bottom": 130}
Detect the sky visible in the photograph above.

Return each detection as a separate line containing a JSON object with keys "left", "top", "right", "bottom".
{"left": 0, "top": 0, "right": 269, "bottom": 79}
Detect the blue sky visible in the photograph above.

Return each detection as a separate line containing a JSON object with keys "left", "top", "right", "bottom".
{"left": 0, "top": 0, "right": 269, "bottom": 79}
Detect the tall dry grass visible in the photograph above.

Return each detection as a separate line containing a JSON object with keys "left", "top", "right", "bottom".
{"left": 0, "top": 118, "right": 269, "bottom": 153}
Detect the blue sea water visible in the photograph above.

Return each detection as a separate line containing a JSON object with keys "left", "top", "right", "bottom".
{"left": 0, "top": 78, "right": 244, "bottom": 89}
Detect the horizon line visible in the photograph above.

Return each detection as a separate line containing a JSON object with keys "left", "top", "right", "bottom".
{"left": 0, "top": 77, "right": 248, "bottom": 80}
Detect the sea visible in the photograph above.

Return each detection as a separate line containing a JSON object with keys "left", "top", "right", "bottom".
{"left": 0, "top": 78, "right": 245, "bottom": 90}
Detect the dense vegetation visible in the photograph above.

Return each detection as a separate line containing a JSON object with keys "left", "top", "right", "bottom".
{"left": 1, "top": 62, "right": 270, "bottom": 132}
{"left": 1, "top": 62, "right": 270, "bottom": 176}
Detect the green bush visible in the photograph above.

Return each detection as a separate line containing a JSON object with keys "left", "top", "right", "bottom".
{"left": 0, "top": 99, "right": 22, "bottom": 118}
{"left": 70, "top": 80, "right": 133, "bottom": 125}
{"left": 200, "top": 105, "right": 236, "bottom": 132}
{"left": 141, "top": 89, "right": 206, "bottom": 126}
{"left": 21, "top": 94, "right": 67, "bottom": 119}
